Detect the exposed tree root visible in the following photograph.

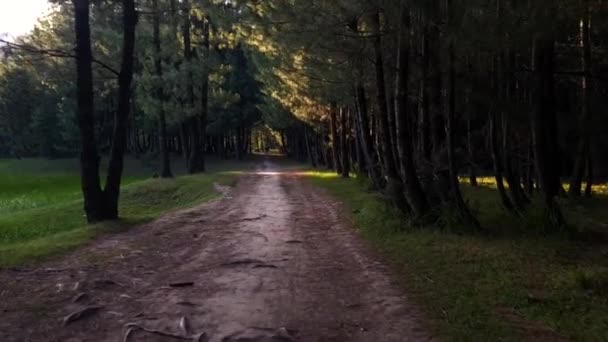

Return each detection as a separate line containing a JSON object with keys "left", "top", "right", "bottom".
{"left": 123, "top": 322, "right": 206, "bottom": 341}
{"left": 63, "top": 305, "right": 103, "bottom": 326}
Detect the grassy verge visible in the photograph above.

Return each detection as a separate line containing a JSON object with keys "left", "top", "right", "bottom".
{"left": 0, "top": 158, "right": 239, "bottom": 267}
{"left": 308, "top": 172, "right": 608, "bottom": 341}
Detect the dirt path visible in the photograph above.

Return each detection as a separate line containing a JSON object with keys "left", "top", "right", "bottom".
{"left": 0, "top": 161, "right": 432, "bottom": 342}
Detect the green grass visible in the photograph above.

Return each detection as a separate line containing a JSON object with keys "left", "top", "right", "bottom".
{"left": 0, "top": 158, "right": 239, "bottom": 267}
{"left": 308, "top": 172, "right": 608, "bottom": 341}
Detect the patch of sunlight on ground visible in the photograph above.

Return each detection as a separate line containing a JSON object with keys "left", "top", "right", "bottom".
{"left": 460, "top": 176, "right": 608, "bottom": 195}
{"left": 299, "top": 170, "right": 340, "bottom": 178}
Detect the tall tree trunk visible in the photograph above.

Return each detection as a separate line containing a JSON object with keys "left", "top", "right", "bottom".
{"left": 304, "top": 127, "right": 317, "bottom": 168}
{"left": 502, "top": 48, "right": 530, "bottom": 209}
{"left": 180, "top": 122, "right": 190, "bottom": 162}
{"left": 418, "top": 26, "right": 432, "bottom": 162}
{"left": 584, "top": 151, "right": 593, "bottom": 197}
{"left": 533, "top": 8, "right": 566, "bottom": 230}
{"left": 73, "top": 0, "right": 104, "bottom": 223}
{"left": 103, "top": 0, "right": 138, "bottom": 219}
{"left": 182, "top": 0, "right": 203, "bottom": 173}
{"left": 395, "top": 1, "right": 429, "bottom": 218}
{"left": 329, "top": 103, "right": 342, "bottom": 175}
{"left": 490, "top": 110, "right": 515, "bottom": 212}
{"left": 428, "top": 3, "right": 444, "bottom": 157}
{"left": 445, "top": 0, "right": 480, "bottom": 230}
{"left": 153, "top": 0, "right": 172, "bottom": 178}
{"left": 373, "top": 9, "right": 409, "bottom": 212}
{"left": 355, "top": 84, "right": 382, "bottom": 189}
{"left": 198, "top": 17, "right": 211, "bottom": 172}
{"left": 569, "top": 0, "right": 592, "bottom": 197}
{"left": 464, "top": 79, "right": 477, "bottom": 187}
{"left": 340, "top": 107, "right": 351, "bottom": 178}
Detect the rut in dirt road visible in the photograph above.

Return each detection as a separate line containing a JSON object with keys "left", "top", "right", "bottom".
{"left": 0, "top": 162, "right": 432, "bottom": 342}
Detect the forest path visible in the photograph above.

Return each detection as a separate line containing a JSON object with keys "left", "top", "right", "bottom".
{"left": 0, "top": 160, "right": 431, "bottom": 342}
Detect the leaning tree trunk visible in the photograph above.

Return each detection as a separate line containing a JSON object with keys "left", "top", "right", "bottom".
{"left": 103, "top": 0, "right": 138, "bottom": 219}
{"left": 73, "top": 0, "right": 105, "bottom": 223}
{"left": 569, "top": 0, "right": 592, "bottom": 198}
{"left": 153, "top": 0, "right": 172, "bottom": 178}
{"left": 394, "top": 1, "right": 429, "bottom": 218}
{"left": 533, "top": 10, "right": 566, "bottom": 230}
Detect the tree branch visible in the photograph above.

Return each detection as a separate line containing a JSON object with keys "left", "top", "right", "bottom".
{"left": 0, "top": 39, "right": 120, "bottom": 77}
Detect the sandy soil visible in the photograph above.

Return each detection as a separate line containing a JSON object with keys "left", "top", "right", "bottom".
{"left": 0, "top": 161, "right": 432, "bottom": 341}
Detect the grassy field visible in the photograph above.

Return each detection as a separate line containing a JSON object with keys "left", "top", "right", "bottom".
{"left": 309, "top": 172, "right": 608, "bottom": 341}
{"left": 0, "top": 157, "right": 240, "bottom": 267}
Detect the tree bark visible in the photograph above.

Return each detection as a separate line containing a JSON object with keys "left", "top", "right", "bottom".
{"left": 355, "top": 84, "right": 382, "bottom": 189}
{"left": 445, "top": 0, "right": 480, "bottom": 230}
{"left": 183, "top": 0, "right": 203, "bottom": 173}
{"left": 490, "top": 110, "right": 515, "bottom": 212}
{"left": 304, "top": 127, "right": 317, "bottom": 168}
{"left": 533, "top": 8, "right": 566, "bottom": 230}
{"left": 569, "top": 0, "right": 592, "bottom": 197}
{"left": 103, "top": 0, "right": 138, "bottom": 219}
{"left": 153, "top": 0, "right": 172, "bottom": 178}
{"left": 465, "top": 85, "right": 477, "bottom": 187}
{"left": 73, "top": 0, "right": 105, "bottom": 223}
{"left": 340, "top": 107, "right": 351, "bottom": 178}
{"left": 394, "top": 1, "right": 429, "bottom": 218}
{"left": 198, "top": 17, "right": 211, "bottom": 172}
{"left": 372, "top": 9, "right": 408, "bottom": 212}
{"left": 329, "top": 102, "right": 342, "bottom": 175}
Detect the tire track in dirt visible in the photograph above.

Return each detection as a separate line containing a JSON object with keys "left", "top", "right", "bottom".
{"left": 0, "top": 161, "right": 432, "bottom": 341}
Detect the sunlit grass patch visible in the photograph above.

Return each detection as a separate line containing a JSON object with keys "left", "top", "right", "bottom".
{"left": 460, "top": 176, "right": 608, "bottom": 196}
{"left": 299, "top": 170, "right": 341, "bottom": 178}
{"left": 0, "top": 158, "right": 239, "bottom": 267}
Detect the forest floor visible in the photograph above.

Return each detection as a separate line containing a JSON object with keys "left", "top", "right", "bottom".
{"left": 0, "top": 159, "right": 432, "bottom": 342}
